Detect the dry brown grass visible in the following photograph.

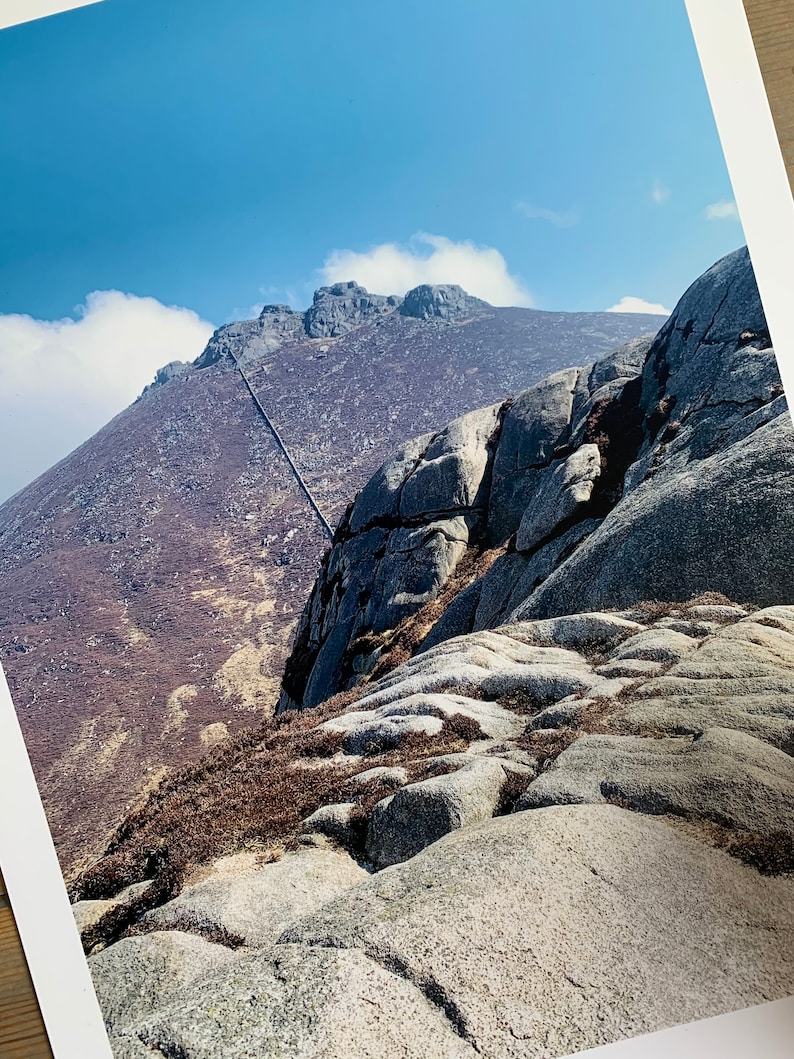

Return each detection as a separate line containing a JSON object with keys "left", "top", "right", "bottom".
{"left": 629, "top": 591, "right": 749, "bottom": 624}
{"left": 363, "top": 544, "right": 506, "bottom": 683}
{"left": 497, "top": 687, "right": 545, "bottom": 715}
{"left": 661, "top": 419, "right": 682, "bottom": 442}
{"left": 685, "top": 591, "right": 744, "bottom": 608}
{"left": 724, "top": 830, "right": 794, "bottom": 874}
{"left": 660, "top": 816, "right": 794, "bottom": 875}
{"left": 517, "top": 729, "right": 580, "bottom": 771}
{"left": 71, "top": 707, "right": 485, "bottom": 953}
{"left": 628, "top": 599, "right": 681, "bottom": 622}
{"left": 515, "top": 696, "right": 618, "bottom": 771}
{"left": 493, "top": 769, "right": 536, "bottom": 815}
{"left": 647, "top": 394, "right": 676, "bottom": 439}
{"left": 753, "top": 615, "right": 791, "bottom": 632}
{"left": 370, "top": 643, "right": 412, "bottom": 676}
{"left": 344, "top": 711, "right": 485, "bottom": 762}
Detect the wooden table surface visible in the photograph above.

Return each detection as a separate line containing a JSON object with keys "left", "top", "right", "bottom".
{"left": 0, "top": 2, "right": 793, "bottom": 1056}
{"left": 0, "top": 870, "right": 53, "bottom": 1058}
{"left": 745, "top": 0, "right": 794, "bottom": 191}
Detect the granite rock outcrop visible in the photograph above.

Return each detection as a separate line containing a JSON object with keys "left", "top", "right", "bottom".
{"left": 280, "top": 248, "right": 793, "bottom": 712}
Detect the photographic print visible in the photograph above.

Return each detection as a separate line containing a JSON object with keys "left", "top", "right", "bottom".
{"left": 0, "top": 2, "right": 792, "bottom": 1057}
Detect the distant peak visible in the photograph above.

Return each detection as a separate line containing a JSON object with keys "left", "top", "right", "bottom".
{"left": 304, "top": 280, "right": 402, "bottom": 338}
{"left": 257, "top": 303, "right": 305, "bottom": 336}
{"left": 400, "top": 284, "right": 490, "bottom": 320}
{"left": 316, "top": 280, "right": 369, "bottom": 298}
{"left": 139, "top": 359, "right": 190, "bottom": 396}
{"left": 258, "top": 303, "right": 298, "bottom": 317}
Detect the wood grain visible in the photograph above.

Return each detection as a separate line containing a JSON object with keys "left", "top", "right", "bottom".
{"left": 0, "top": 871, "right": 53, "bottom": 1058}
{"left": 744, "top": 0, "right": 794, "bottom": 183}
{"left": 0, "top": 3, "right": 793, "bottom": 1058}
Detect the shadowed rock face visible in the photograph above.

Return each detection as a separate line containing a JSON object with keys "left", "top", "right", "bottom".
{"left": 281, "top": 247, "right": 794, "bottom": 711}
{"left": 0, "top": 280, "right": 663, "bottom": 875}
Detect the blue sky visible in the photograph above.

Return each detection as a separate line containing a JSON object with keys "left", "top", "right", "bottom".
{"left": 0, "top": 0, "right": 744, "bottom": 498}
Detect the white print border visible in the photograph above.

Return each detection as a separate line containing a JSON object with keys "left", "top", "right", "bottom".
{"left": 687, "top": 0, "right": 794, "bottom": 399}
{"left": 0, "top": 1, "right": 791, "bottom": 1057}
{"left": 0, "top": 662, "right": 113, "bottom": 1058}
{"left": 0, "top": 0, "right": 102, "bottom": 32}
{"left": 571, "top": 995, "right": 794, "bottom": 1059}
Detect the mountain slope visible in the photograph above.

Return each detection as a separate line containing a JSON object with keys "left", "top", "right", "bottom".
{"left": 0, "top": 282, "right": 663, "bottom": 874}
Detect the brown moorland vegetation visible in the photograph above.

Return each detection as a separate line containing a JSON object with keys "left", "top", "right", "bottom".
{"left": 71, "top": 699, "right": 486, "bottom": 953}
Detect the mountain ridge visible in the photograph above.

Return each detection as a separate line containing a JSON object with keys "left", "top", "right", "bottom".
{"left": 154, "top": 279, "right": 662, "bottom": 387}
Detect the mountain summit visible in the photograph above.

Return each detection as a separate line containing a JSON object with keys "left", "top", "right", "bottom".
{"left": 183, "top": 281, "right": 487, "bottom": 375}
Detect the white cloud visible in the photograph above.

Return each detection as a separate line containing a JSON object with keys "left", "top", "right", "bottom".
{"left": 705, "top": 198, "right": 739, "bottom": 220}
{"left": 651, "top": 180, "right": 671, "bottom": 205}
{"left": 605, "top": 295, "right": 671, "bottom": 316}
{"left": 0, "top": 291, "right": 214, "bottom": 501}
{"left": 515, "top": 201, "right": 579, "bottom": 227}
{"left": 226, "top": 302, "right": 265, "bottom": 322}
{"left": 320, "top": 232, "right": 534, "bottom": 307}
{"left": 260, "top": 284, "right": 304, "bottom": 307}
